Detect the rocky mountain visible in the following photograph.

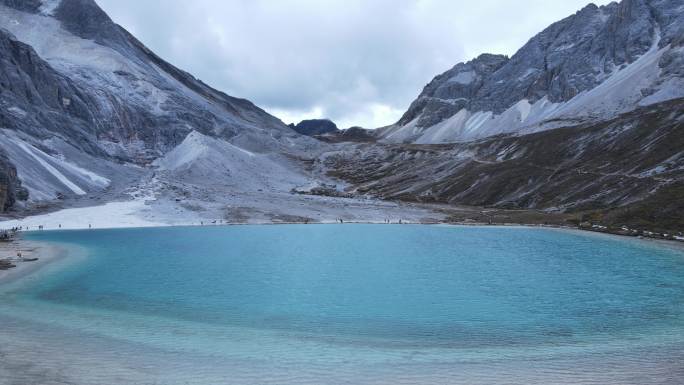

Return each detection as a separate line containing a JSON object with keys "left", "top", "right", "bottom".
{"left": 330, "top": 98, "right": 684, "bottom": 230}
{"left": 0, "top": 0, "right": 307, "bottom": 157}
{"left": 321, "top": 0, "right": 684, "bottom": 232}
{"left": 0, "top": 0, "right": 681, "bottom": 233}
{"left": 288, "top": 119, "right": 376, "bottom": 143}
{"left": 289, "top": 119, "right": 338, "bottom": 136}
{"left": 316, "top": 127, "right": 376, "bottom": 143}
{"left": 379, "top": 0, "right": 684, "bottom": 144}
{"left": 0, "top": 0, "right": 322, "bottom": 213}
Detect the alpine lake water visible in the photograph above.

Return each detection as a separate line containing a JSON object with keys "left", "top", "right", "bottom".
{"left": 1, "top": 225, "right": 683, "bottom": 384}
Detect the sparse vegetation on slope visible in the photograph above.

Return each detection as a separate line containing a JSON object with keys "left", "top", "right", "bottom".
{"left": 327, "top": 99, "right": 684, "bottom": 233}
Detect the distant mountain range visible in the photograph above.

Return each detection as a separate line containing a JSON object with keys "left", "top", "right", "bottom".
{"left": 0, "top": 0, "right": 682, "bottom": 232}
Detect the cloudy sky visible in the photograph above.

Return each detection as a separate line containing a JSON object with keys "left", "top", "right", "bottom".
{"left": 97, "top": 0, "right": 611, "bottom": 128}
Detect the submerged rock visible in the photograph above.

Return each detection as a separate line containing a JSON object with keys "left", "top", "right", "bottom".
{"left": 0, "top": 259, "right": 16, "bottom": 270}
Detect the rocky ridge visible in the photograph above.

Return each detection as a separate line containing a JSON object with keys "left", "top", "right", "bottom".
{"left": 379, "top": 0, "right": 684, "bottom": 144}
{"left": 329, "top": 98, "right": 684, "bottom": 231}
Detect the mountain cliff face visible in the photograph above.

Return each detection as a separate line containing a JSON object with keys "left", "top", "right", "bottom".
{"left": 0, "top": 0, "right": 308, "bottom": 158}
{"left": 0, "top": 149, "right": 25, "bottom": 211}
{"left": 379, "top": 0, "right": 684, "bottom": 144}
{"left": 0, "top": 0, "right": 320, "bottom": 212}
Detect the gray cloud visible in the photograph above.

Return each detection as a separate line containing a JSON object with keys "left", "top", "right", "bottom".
{"left": 97, "top": 0, "right": 612, "bottom": 128}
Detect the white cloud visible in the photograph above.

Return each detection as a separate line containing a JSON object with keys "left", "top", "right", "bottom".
{"left": 97, "top": 0, "right": 613, "bottom": 128}
{"left": 269, "top": 106, "right": 326, "bottom": 127}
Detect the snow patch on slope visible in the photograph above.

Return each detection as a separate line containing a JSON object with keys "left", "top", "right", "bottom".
{"left": 39, "top": 0, "right": 61, "bottom": 16}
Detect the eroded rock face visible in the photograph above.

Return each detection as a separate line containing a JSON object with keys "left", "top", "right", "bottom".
{"left": 0, "top": 151, "right": 25, "bottom": 212}
{"left": 0, "top": 27, "right": 103, "bottom": 154}
{"left": 0, "top": 0, "right": 311, "bottom": 163}
{"left": 385, "top": 0, "right": 684, "bottom": 143}
{"left": 398, "top": 54, "right": 508, "bottom": 128}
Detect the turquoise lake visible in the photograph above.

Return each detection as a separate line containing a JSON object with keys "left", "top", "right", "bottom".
{"left": 1, "top": 225, "right": 684, "bottom": 384}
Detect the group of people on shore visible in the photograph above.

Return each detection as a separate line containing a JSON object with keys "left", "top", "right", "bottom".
{"left": 0, "top": 228, "right": 19, "bottom": 242}
{"left": 0, "top": 228, "right": 37, "bottom": 271}
{"left": 0, "top": 224, "right": 90, "bottom": 232}
{"left": 334, "top": 219, "right": 406, "bottom": 224}
{"left": 1, "top": 225, "right": 41, "bottom": 233}
{"left": 382, "top": 219, "right": 404, "bottom": 224}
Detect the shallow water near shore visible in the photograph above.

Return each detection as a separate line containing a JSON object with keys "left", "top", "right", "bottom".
{"left": 1, "top": 225, "right": 684, "bottom": 384}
